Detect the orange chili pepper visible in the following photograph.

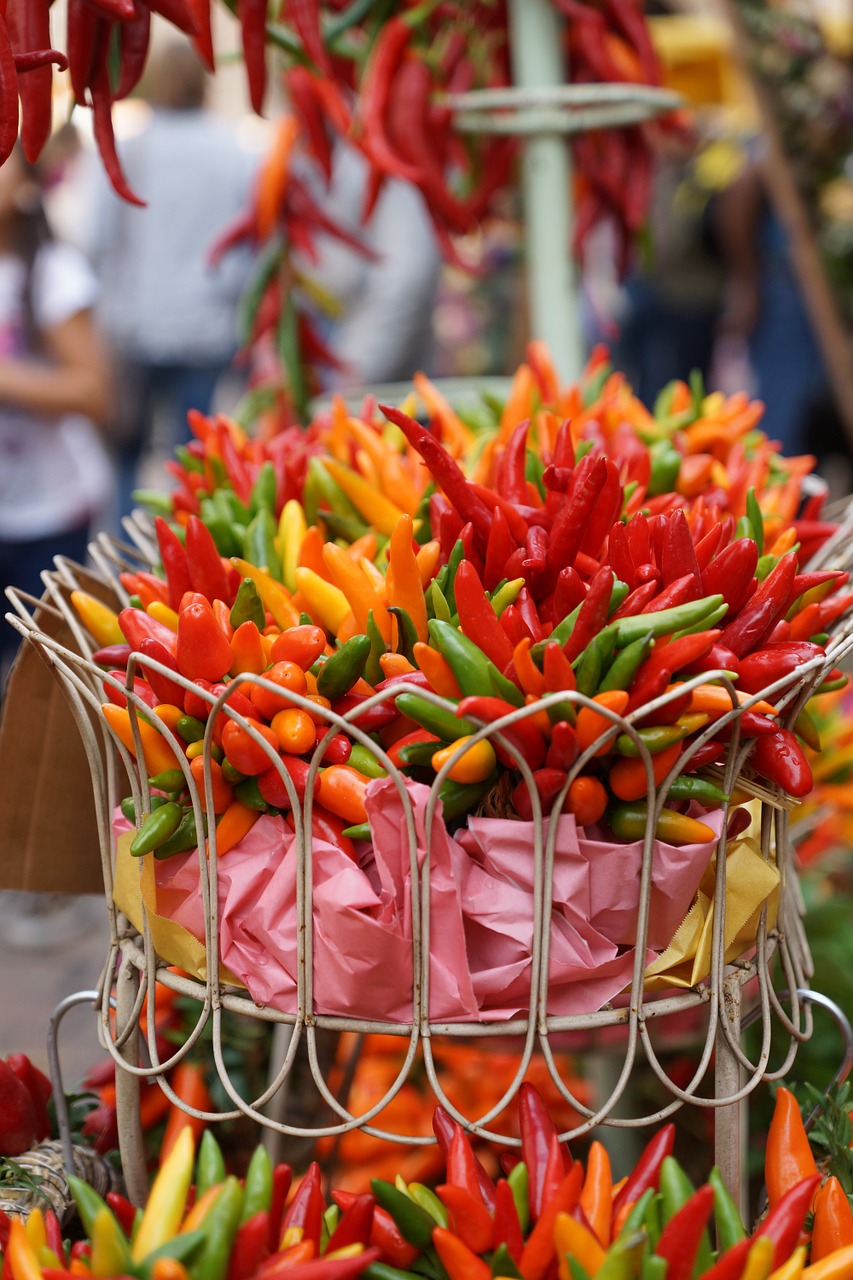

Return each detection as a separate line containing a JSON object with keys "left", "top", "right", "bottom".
{"left": 388, "top": 513, "right": 429, "bottom": 644}
{"left": 812, "top": 1177, "right": 853, "bottom": 1261}
{"left": 190, "top": 756, "right": 233, "bottom": 815}
{"left": 316, "top": 765, "right": 369, "bottom": 825}
{"left": 432, "top": 1227, "right": 492, "bottom": 1280}
{"left": 413, "top": 642, "right": 463, "bottom": 699}
{"left": 608, "top": 742, "right": 683, "bottom": 802}
{"left": 416, "top": 540, "right": 442, "bottom": 588}
{"left": 575, "top": 691, "right": 630, "bottom": 757}
{"left": 765, "top": 1086, "right": 818, "bottom": 1209}
{"left": 514, "top": 638, "right": 546, "bottom": 698}
{"left": 102, "top": 702, "right": 181, "bottom": 777}
{"left": 580, "top": 1140, "right": 613, "bottom": 1246}
{"left": 379, "top": 652, "right": 417, "bottom": 679}
{"left": 229, "top": 620, "right": 266, "bottom": 676}
{"left": 567, "top": 776, "right": 608, "bottom": 825}
{"left": 159, "top": 1060, "right": 212, "bottom": 1164}
{"left": 210, "top": 800, "right": 260, "bottom": 857}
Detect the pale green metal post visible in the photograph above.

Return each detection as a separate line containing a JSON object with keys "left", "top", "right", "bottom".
{"left": 507, "top": 0, "right": 583, "bottom": 382}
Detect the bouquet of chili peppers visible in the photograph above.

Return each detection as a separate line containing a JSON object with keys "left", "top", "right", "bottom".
{"left": 3, "top": 1081, "right": 853, "bottom": 1280}
{"left": 77, "top": 344, "right": 851, "bottom": 860}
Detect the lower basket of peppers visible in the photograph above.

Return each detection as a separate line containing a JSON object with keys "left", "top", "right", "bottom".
{"left": 3, "top": 1083, "right": 853, "bottom": 1280}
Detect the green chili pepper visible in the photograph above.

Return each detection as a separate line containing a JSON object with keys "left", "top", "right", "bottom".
{"left": 733, "top": 515, "right": 753, "bottom": 543}
{"left": 428, "top": 580, "right": 452, "bottom": 624}
{"left": 568, "top": 1260, "right": 592, "bottom": 1280}
{"left": 439, "top": 773, "right": 497, "bottom": 822}
{"left": 490, "top": 578, "right": 525, "bottom": 616}
{"left": 67, "top": 1176, "right": 129, "bottom": 1250}
{"left": 746, "top": 488, "right": 764, "bottom": 555}
{"left": 305, "top": 456, "right": 361, "bottom": 526}
{"left": 133, "top": 489, "right": 175, "bottom": 518}
{"left": 615, "top": 725, "right": 692, "bottom": 757}
{"left": 322, "top": 1204, "right": 340, "bottom": 1251}
{"left": 616, "top": 1189, "right": 655, "bottom": 1241}
{"left": 220, "top": 760, "right": 246, "bottom": 786}
{"left": 193, "top": 1176, "right": 244, "bottom": 1280}
{"left": 665, "top": 776, "right": 729, "bottom": 805}
{"left": 598, "top": 1232, "right": 649, "bottom": 1280}
{"left": 488, "top": 663, "right": 525, "bottom": 707}
{"left": 365, "top": 608, "right": 388, "bottom": 687}
{"left": 388, "top": 606, "right": 419, "bottom": 662}
{"left": 322, "top": 509, "right": 371, "bottom": 543}
{"left": 230, "top": 578, "right": 267, "bottom": 632}
{"left": 793, "top": 706, "right": 820, "bottom": 751}
{"left": 241, "top": 1145, "right": 273, "bottom": 1222}
{"left": 394, "top": 691, "right": 473, "bottom": 741}
{"left": 149, "top": 769, "right": 188, "bottom": 795}
{"left": 599, "top": 633, "right": 655, "bottom": 695}
{"left": 525, "top": 450, "right": 546, "bottom": 499}
{"left": 249, "top": 461, "right": 277, "bottom": 517}
{"left": 507, "top": 1161, "right": 529, "bottom": 1236}
{"left": 176, "top": 444, "right": 204, "bottom": 475}
{"left": 648, "top": 440, "right": 682, "bottom": 496}
{"left": 428, "top": 619, "right": 495, "bottom": 698}
{"left": 818, "top": 675, "right": 848, "bottom": 694}
{"left": 234, "top": 777, "right": 273, "bottom": 812}
{"left": 214, "top": 486, "right": 251, "bottom": 530}
{"left": 583, "top": 363, "right": 611, "bottom": 407}
{"left": 153, "top": 809, "right": 202, "bottom": 860}
{"left": 177, "top": 715, "right": 207, "bottom": 745}
{"left": 609, "top": 803, "right": 716, "bottom": 844}
{"left": 644, "top": 1190, "right": 662, "bottom": 1252}
{"left": 141, "top": 1230, "right": 208, "bottom": 1273}
{"left": 659, "top": 1158, "right": 714, "bottom": 1277}
{"left": 610, "top": 596, "right": 725, "bottom": 647}
{"left": 672, "top": 603, "right": 729, "bottom": 639}
{"left": 196, "top": 1130, "right": 227, "bottom": 1199}
{"left": 708, "top": 1166, "right": 746, "bottom": 1253}
{"left": 317, "top": 635, "right": 372, "bottom": 700}
{"left": 363, "top": 1265, "right": 426, "bottom": 1280}
{"left": 609, "top": 581, "right": 630, "bottom": 614}
{"left": 244, "top": 509, "right": 281, "bottom": 581}
{"left": 130, "top": 802, "right": 184, "bottom": 857}
{"left": 371, "top": 1180, "right": 436, "bottom": 1251}
{"left": 755, "top": 554, "right": 778, "bottom": 583}
{"left": 399, "top": 737, "right": 446, "bottom": 767}
{"left": 120, "top": 793, "right": 172, "bottom": 823}
{"left": 342, "top": 822, "right": 370, "bottom": 840}
{"left": 641, "top": 1257, "right": 668, "bottom": 1280}
{"left": 574, "top": 629, "right": 619, "bottom": 698}
{"left": 491, "top": 1245, "right": 523, "bottom": 1279}
{"left": 348, "top": 743, "right": 388, "bottom": 779}
{"left": 408, "top": 1184, "right": 448, "bottom": 1227}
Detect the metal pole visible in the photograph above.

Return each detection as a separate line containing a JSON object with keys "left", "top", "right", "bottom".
{"left": 507, "top": 0, "right": 583, "bottom": 381}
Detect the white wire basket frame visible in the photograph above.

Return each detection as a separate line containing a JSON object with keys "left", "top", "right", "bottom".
{"left": 7, "top": 495, "right": 853, "bottom": 1203}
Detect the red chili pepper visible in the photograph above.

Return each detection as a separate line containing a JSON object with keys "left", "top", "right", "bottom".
{"left": 6, "top": 0, "right": 52, "bottom": 162}
{"left": 546, "top": 455, "right": 608, "bottom": 574}
{"left": 64, "top": 0, "right": 97, "bottom": 105}
{"left": 642, "top": 574, "right": 701, "bottom": 612}
{"left": 186, "top": 0, "right": 214, "bottom": 71}
{"left": 611, "top": 580, "right": 659, "bottom": 620}
{"left": 382, "top": 403, "right": 493, "bottom": 549}
{"left": 580, "top": 458, "right": 623, "bottom": 560}
{"left": 611, "top": 1123, "right": 676, "bottom": 1217}
{"left": 750, "top": 728, "right": 813, "bottom": 797}
{"left": 104, "top": 671, "right": 159, "bottom": 711}
{"left": 359, "top": 18, "right": 423, "bottom": 186}
{"left": 693, "top": 522, "right": 725, "bottom": 572}
{"left": 453, "top": 560, "right": 514, "bottom": 672}
{"left": 227, "top": 1212, "right": 270, "bottom": 1280}
{"left": 682, "top": 643, "right": 741, "bottom": 680}
{"left": 106, "top": 1191, "right": 138, "bottom": 1239}
{"left": 260, "top": 756, "right": 308, "bottom": 809}
{"left": 309, "top": 804, "right": 357, "bottom": 861}
{"left": 484, "top": 508, "right": 521, "bottom": 592}
{"left": 607, "top": 520, "right": 636, "bottom": 587}
{"left": 284, "top": 0, "right": 331, "bottom": 75}
{"left": 519, "top": 1081, "right": 567, "bottom": 1221}
{"left": 492, "top": 1177, "right": 524, "bottom": 1263}
{"left": 720, "top": 553, "right": 799, "bottom": 658}
{"left": 553, "top": 566, "right": 588, "bottom": 622}
{"left": 433, "top": 1107, "right": 496, "bottom": 1213}
{"left": 90, "top": 24, "right": 145, "bottom": 206}
{"left": 498, "top": 419, "right": 532, "bottom": 505}
{"left": 154, "top": 517, "right": 192, "bottom": 612}
{"left": 326, "top": 1195, "right": 374, "bottom": 1253}
{"left": 330, "top": 694, "right": 399, "bottom": 733}
{"left": 543, "top": 642, "right": 576, "bottom": 693}
{"left": 519, "top": 1164, "right": 584, "bottom": 1280}
{"left": 701, "top": 539, "right": 759, "bottom": 614}
{"left": 177, "top": 596, "right": 235, "bottom": 682}
{"left": 456, "top": 696, "right": 547, "bottom": 771}
{"left": 119, "top": 606, "right": 178, "bottom": 658}
{"left": 185, "top": 514, "right": 231, "bottom": 604}
{"left": 511, "top": 768, "right": 569, "bottom": 821}
{"left": 5, "top": 1054, "right": 51, "bottom": 1141}
{"left": 267, "top": 1164, "right": 293, "bottom": 1254}
{"left": 147, "top": 0, "right": 199, "bottom": 34}
{"left": 546, "top": 720, "right": 579, "bottom": 770}
{"left": 756, "top": 1174, "right": 821, "bottom": 1269}
{"left": 436, "top": 1184, "right": 493, "bottom": 1255}
{"left": 281, "top": 1161, "right": 324, "bottom": 1249}
{"left": 627, "top": 630, "right": 721, "bottom": 713}
{"left": 654, "top": 1184, "right": 715, "bottom": 1280}
{"left": 115, "top": 2, "right": 151, "bottom": 100}
{"left": 564, "top": 565, "right": 614, "bottom": 662}
{"left": 660, "top": 508, "right": 701, "bottom": 586}
{"left": 737, "top": 641, "right": 826, "bottom": 695}
{"left": 0, "top": 15, "right": 19, "bottom": 166}
{"left": 332, "top": 1193, "right": 418, "bottom": 1271}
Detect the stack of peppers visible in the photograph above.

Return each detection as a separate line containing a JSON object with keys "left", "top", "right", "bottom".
{"left": 4, "top": 1083, "right": 853, "bottom": 1280}
{"left": 71, "top": 346, "right": 853, "bottom": 865}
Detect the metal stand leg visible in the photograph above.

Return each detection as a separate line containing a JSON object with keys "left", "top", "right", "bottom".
{"left": 47, "top": 990, "right": 101, "bottom": 1178}
{"left": 115, "top": 956, "right": 148, "bottom": 1205}
{"left": 715, "top": 972, "right": 746, "bottom": 1221}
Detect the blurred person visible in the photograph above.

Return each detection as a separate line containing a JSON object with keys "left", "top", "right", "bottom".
{"left": 0, "top": 143, "right": 112, "bottom": 692}
{"left": 298, "top": 142, "right": 443, "bottom": 393}
{"left": 0, "top": 143, "right": 112, "bottom": 949}
{"left": 84, "top": 39, "right": 258, "bottom": 525}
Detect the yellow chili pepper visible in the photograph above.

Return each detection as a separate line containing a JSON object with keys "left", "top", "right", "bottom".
{"left": 741, "top": 1237, "right": 776, "bottom": 1280}
{"left": 431, "top": 735, "right": 497, "bottom": 784}
{"left": 131, "top": 1125, "right": 195, "bottom": 1262}
{"left": 294, "top": 566, "right": 351, "bottom": 635}
{"left": 24, "top": 1210, "right": 46, "bottom": 1254}
{"left": 230, "top": 558, "right": 301, "bottom": 630}
{"left": 802, "top": 1247, "right": 853, "bottom": 1280}
{"left": 554, "top": 1211, "right": 606, "bottom": 1280}
{"left": 769, "top": 1247, "right": 807, "bottom": 1280}
{"left": 7, "top": 1218, "right": 44, "bottom": 1280}
{"left": 147, "top": 601, "right": 180, "bottom": 631}
{"left": 320, "top": 457, "right": 407, "bottom": 537}
{"left": 322, "top": 542, "right": 391, "bottom": 643}
{"left": 91, "top": 1206, "right": 134, "bottom": 1278}
{"left": 70, "top": 590, "right": 124, "bottom": 647}
{"left": 278, "top": 499, "right": 307, "bottom": 593}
